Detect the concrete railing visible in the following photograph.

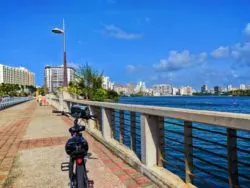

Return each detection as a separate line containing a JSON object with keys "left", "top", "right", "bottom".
{"left": 46, "top": 91, "right": 250, "bottom": 188}
{"left": 0, "top": 97, "right": 33, "bottom": 110}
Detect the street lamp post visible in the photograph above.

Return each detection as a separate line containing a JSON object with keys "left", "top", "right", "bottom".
{"left": 52, "top": 19, "right": 68, "bottom": 87}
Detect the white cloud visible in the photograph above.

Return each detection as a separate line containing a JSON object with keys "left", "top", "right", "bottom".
{"left": 231, "top": 42, "right": 250, "bottom": 66}
{"left": 101, "top": 25, "right": 143, "bottom": 40}
{"left": 211, "top": 46, "right": 229, "bottom": 58}
{"left": 126, "top": 65, "right": 136, "bottom": 73}
{"left": 243, "top": 23, "right": 250, "bottom": 36}
{"left": 154, "top": 50, "right": 207, "bottom": 71}
{"left": 231, "top": 70, "right": 239, "bottom": 78}
{"left": 210, "top": 42, "right": 250, "bottom": 67}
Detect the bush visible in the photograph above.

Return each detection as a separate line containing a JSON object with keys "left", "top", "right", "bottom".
{"left": 107, "top": 90, "right": 119, "bottom": 102}
{"left": 92, "top": 89, "right": 107, "bottom": 102}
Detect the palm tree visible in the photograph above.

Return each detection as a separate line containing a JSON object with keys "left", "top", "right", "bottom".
{"left": 74, "top": 63, "right": 103, "bottom": 100}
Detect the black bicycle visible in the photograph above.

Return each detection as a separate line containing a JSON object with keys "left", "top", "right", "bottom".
{"left": 53, "top": 105, "right": 94, "bottom": 188}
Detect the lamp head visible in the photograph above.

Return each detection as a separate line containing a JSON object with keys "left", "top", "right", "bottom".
{"left": 52, "top": 28, "right": 64, "bottom": 34}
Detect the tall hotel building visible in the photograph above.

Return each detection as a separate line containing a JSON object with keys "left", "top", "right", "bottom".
{"left": 0, "top": 64, "right": 35, "bottom": 86}
{"left": 44, "top": 66, "right": 76, "bottom": 93}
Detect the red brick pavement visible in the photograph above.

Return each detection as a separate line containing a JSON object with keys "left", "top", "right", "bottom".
{"left": 0, "top": 103, "right": 37, "bottom": 186}
{"left": 18, "top": 136, "right": 68, "bottom": 150}
{"left": 0, "top": 103, "right": 157, "bottom": 187}
{"left": 61, "top": 116, "right": 157, "bottom": 188}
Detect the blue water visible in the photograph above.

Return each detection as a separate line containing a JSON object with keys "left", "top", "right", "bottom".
{"left": 117, "top": 96, "right": 250, "bottom": 188}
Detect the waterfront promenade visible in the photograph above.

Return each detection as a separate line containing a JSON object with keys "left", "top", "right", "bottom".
{"left": 47, "top": 91, "right": 250, "bottom": 188}
{"left": 0, "top": 101, "right": 156, "bottom": 188}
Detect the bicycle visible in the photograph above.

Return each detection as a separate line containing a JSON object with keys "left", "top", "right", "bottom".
{"left": 53, "top": 106, "right": 95, "bottom": 188}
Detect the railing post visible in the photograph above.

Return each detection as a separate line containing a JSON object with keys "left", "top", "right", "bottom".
{"left": 227, "top": 128, "right": 239, "bottom": 188}
{"left": 157, "top": 117, "right": 165, "bottom": 167}
{"left": 111, "top": 110, "right": 115, "bottom": 139}
{"left": 184, "top": 121, "right": 193, "bottom": 184}
{"left": 141, "top": 114, "right": 160, "bottom": 167}
{"left": 120, "top": 110, "right": 124, "bottom": 144}
{"left": 58, "top": 92, "right": 64, "bottom": 111}
{"left": 102, "top": 108, "right": 112, "bottom": 141}
{"left": 88, "top": 106, "right": 96, "bottom": 130}
{"left": 94, "top": 107, "right": 101, "bottom": 131}
{"left": 88, "top": 106, "right": 101, "bottom": 131}
{"left": 62, "top": 100, "right": 71, "bottom": 112}
{"left": 130, "top": 112, "right": 136, "bottom": 152}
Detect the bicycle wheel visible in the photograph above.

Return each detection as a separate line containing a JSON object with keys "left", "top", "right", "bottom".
{"left": 76, "top": 164, "right": 88, "bottom": 188}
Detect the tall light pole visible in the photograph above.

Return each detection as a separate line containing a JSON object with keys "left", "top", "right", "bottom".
{"left": 52, "top": 19, "right": 68, "bottom": 87}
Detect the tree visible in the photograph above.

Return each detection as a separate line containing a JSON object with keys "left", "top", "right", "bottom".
{"left": 75, "top": 63, "right": 103, "bottom": 100}
{"left": 107, "top": 90, "right": 119, "bottom": 102}
{"left": 0, "top": 83, "right": 21, "bottom": 96}
{"left": 67, "top": 63, "right": 120, "bottom": 102}
{"left": 37, "top": 86, "right": 48, "bottom": 96}
{"left": 92, "top": 88, "right": 107, "bottom": 101}
{"left": 26, "top": 85, "right": 37, "bottom": 94}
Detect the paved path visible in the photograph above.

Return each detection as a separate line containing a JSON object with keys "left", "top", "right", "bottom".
{"left": 0, "top": 101, "right": 157, "bottom": 188}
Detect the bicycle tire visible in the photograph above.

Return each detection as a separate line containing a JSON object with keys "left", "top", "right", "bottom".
{"left": 76, "top": 164, "right": 88, "bottom": 188}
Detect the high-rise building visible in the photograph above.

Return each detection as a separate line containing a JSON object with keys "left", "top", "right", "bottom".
{"left": 201, "top": 84, "right": 208, "bottom": 93}
{"left": 135, "top": 81, "right": 146, "bottom": 93}
{"left": 214, "top": 86, "right": 222, "bottom": 95}
{"left": 227, "top": 84, "right": 233, "bottom": 92}
{"left": 172, "top": 87, "right": 179, "bottom": 95}
{"left": 0, "top": 64, "right": 35, "bottom": 86}
{"left": 127, "top": 83, "right": 135, "bottom": 95}
{"left": 44, "top": 66, "right": 75, "bottom": 93}
{"left": 240, "top": 84, "right": 246, "bottom": 90}
{"left": 179, "top": 86, "right": 193, "bottom": 96}
{"left": 102, "top": 76, "right": 114, "bottom": 90}
{"left": 153, "top": 84, "right": 172, "bottom": 96}
{"left": 113, "top": 84, "right": 129, "bottom": 95}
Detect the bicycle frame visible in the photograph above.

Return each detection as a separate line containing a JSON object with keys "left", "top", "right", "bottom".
{"left": 53, "top": 108, "right": 94, "bottom": 188}
{"left": 60, "top": 115, "right": 90, "bottom": 188}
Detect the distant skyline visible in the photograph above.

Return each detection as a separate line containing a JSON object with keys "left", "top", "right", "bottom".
{"left": 1, "top": 1, "right": 250, "bottom": 88}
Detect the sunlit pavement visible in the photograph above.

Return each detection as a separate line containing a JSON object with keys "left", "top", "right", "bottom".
{"left": 0, "top": 101, "right": 157, "bottom": 188}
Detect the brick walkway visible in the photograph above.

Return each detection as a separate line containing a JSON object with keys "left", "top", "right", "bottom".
{"left": 0, "top": 101, "right": 157, "bottom": 188}
{"left": 0, "top": 102, "right": 36, "bottom": 186}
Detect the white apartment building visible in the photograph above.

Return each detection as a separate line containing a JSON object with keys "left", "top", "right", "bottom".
{"left": 102, "top": 76, "right": 114, "bottom": 90}
{"left": 179, "top": 86, "right": 193, "bottom": 96}
{"left": 227, "top": 84, "right": 233, "bottom": 91}
{"left": 135, "top": 81, "right": 146, "bottom": 93}
{"left": 113, "top": 84, "right": 129, "bottom": 95}
{"left": 240, "top": 84, "right": 247, "bottom": 90}
{"left": 172, "top": 87, "right": 179, "bottom": 95}
{"left": 153, "top": 84, "right": 172, "bottom": 96}
{"left": 0, "top": 64, "right": 35, "bottom": 86}
{"left": 44, "top": 66, "right": 76, "bottom": 93}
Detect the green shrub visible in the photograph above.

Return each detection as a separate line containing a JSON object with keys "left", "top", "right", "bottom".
{"left": 92, "top": 88, "right": 107, "bottom": 102}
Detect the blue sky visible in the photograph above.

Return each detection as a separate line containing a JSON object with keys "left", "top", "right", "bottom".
{"left": 1, "top": 0, "right": 250, "bottom": 89}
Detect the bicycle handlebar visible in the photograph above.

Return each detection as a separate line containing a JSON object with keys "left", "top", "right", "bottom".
{"left": 52, "top": 110, "right": 96, "bottom": 120}
{"left": 52, "top": 110, "right": 69, "bottom": 114}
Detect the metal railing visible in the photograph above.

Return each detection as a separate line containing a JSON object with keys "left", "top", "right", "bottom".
{"left": 0, "top": 97, "right": 32, "bottom": 110}
{"left": 47, "top": 92, "right": 250, "bottom": 188}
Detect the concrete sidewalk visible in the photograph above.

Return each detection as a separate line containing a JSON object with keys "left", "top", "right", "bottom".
{"left": 0, "top": 101, "right": 157, "bottom": 188}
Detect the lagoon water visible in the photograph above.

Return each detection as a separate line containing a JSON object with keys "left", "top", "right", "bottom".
{"left": 118, "top": 96, "right": 250, "bottom": 187}
{"left": 120, "top": 96, "right": 250, "bottom": 114}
